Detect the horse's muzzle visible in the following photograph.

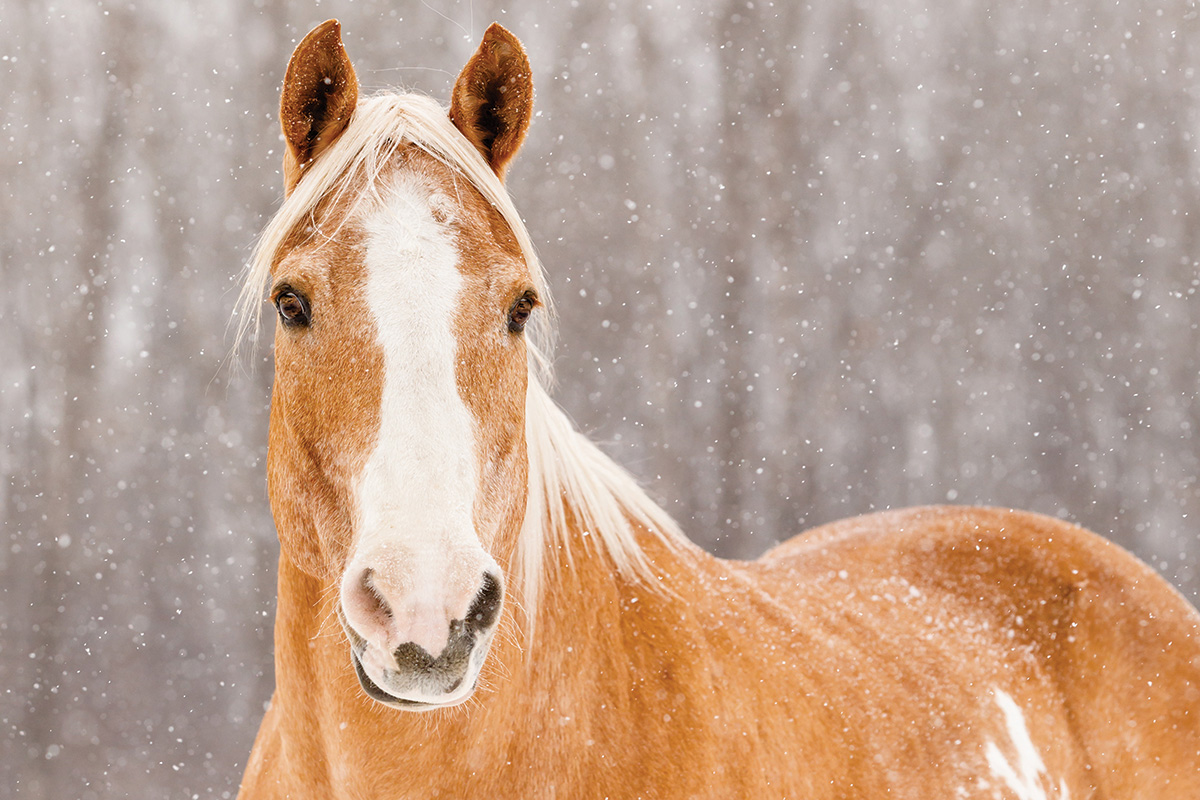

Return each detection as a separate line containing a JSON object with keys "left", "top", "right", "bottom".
{"left": 339, "top": 572, "right": 503, "bottom": 709}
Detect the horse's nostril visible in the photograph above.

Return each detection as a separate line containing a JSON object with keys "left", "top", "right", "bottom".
{"left": 466, "top": 572, "right": 503, "bottom": 633}
{"left": 359, "top": 568, "right": 394, "bottom": 622}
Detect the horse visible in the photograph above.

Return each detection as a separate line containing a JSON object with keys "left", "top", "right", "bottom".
{"left": 235, "top": 20, "right": 1200, "bottom": 799}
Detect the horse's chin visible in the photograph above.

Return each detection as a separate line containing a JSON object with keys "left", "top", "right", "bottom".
{"left": 350, "top": 648, "right": 478, "bottom": 711}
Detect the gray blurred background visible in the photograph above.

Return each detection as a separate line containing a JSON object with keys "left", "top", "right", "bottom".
{"left": 4, "top": 0, "right": 1199, "bottom": 796}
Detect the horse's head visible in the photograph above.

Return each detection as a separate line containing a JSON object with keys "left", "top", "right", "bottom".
{"left": 253, "top": 21, "right": 538, "bottom": 710}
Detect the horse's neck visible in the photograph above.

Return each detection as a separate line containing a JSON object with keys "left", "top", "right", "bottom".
{"left": 496, "top": 512, "right": 714, "bottom": 727}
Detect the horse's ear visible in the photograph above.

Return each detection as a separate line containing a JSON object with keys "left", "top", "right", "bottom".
{"left": 450, "top": 23, "right": 533, "bottom": 181}
{"left": 280, "top": 20, "right": 359, "bottom": 195}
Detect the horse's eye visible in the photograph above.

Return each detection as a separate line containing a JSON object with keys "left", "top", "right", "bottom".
{"left": 508, "top": 293, "right": 536, "bottom": 333}
{"left": 275, "top": 290, "right": 311, "bottom": 328}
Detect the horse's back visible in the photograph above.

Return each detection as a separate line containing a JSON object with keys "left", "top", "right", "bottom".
{"left": 749, "top": 505, "right": 1200, "bottom": 797}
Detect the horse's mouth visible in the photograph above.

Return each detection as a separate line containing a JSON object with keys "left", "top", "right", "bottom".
{"left": 349, "top": 648, "right": 478, "bottom": 710}
{"left": 350, "top": 650, "right": 434, "bottom": 708}
{"left": 344, "top": 624, "right": 482, "bottom": 711}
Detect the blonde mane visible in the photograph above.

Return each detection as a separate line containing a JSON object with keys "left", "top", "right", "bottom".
{"left": 239, "top": 92, "right": 692, "bottom": 623}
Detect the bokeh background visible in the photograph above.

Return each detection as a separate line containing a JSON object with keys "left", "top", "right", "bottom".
{"left": 4, "top": 0, "right": 1200, "bottom": 796}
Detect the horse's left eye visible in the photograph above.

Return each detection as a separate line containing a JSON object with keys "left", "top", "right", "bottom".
{"left": 275, "top": 289, "right": 311, "bottom": 328}
{"left": 508, "top": 293, "right": 535, "bottom": 333}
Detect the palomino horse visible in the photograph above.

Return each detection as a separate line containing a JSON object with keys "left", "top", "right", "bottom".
{"left": 237, "top": 20, "right": 1200, "bottom": 799}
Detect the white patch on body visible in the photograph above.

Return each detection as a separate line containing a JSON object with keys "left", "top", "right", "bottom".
{"left": 984, "top": 690, "right": 1069, "bottom": 800}
{"left": 340, "top": 175, "right": 499, "bottom": 670}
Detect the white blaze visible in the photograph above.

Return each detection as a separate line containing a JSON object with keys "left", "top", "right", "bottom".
{"left": 345, "top": 174, "right": 496, "bottom": 659}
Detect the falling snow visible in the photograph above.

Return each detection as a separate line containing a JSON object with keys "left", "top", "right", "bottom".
{"left": 3, "top": 0, "right": 1200, "bottom": 797}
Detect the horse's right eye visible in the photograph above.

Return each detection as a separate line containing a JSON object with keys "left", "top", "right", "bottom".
{"left": 275, "top": 289, "right": 311, "bottom": 328}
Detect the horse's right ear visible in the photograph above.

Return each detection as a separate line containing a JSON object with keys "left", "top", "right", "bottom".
{"left": 280, "top": 20, "right": 358, "bottom": 195}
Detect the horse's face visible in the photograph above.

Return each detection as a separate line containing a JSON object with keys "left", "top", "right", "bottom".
{"left": 264, "top": 21, "right": 536, "bottom": 710}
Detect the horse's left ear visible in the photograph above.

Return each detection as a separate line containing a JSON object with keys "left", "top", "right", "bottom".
{"left": 450, "top": 23, "right": 533, "bottom": 180}
{"left": 280, "top": 20, "right": 359, "bottom": 195}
